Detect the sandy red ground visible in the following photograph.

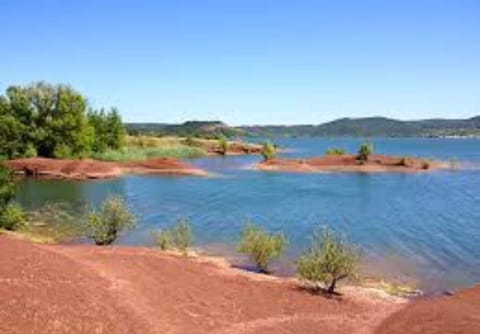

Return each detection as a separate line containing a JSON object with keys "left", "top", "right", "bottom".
{"left": 0, "top": 236, "right": 478, "bottom": 334}
{"left": 258, "top": 154, "right": 446, "bottom": 173}
{"left": 5, "top": 157, "right": 207, "bottom": 180}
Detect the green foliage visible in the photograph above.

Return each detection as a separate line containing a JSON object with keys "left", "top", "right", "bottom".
{"left": 92, "top": 145, "right": 206, "bottom": 161}
{"left": 357, "top": 142, "right": 373, "bottom": 161}
{"left": 87, "top": 196, "right": 137, "bottom": 246}
{"left": 88, "top": 108, "right": 126, "bottom": 153}
{"left": 0, "top": 202, "right": 27, "bottom": 231}
{"left": 237, "top": 222, "right": 287, "bottom": 273}
{"left": 296, "top": 228, "right": 358, "bottom": 294}
{"left": 0, "top": 164, "right": 16, "bottom": 209}
{"left": 218, "top": 136, "right": 228, "bottom": 155}
{"left": 153, "top": 219, "right": 193, "bottom": 255}
{"left": 261, "top": 141, "right": 277, "bottom": 161}
{"left": 326, "top": 147, "right": 346, "bottom": 156}
{"left": 0, "top": 82, "right": 124, "bottom": 159}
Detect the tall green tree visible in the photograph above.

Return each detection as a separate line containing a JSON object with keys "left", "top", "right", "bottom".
{"left": 0, "top": 82, "right": 125, "bottom": 159}
{"left": 88, "top": 107, "right": 126, "bottom": 153}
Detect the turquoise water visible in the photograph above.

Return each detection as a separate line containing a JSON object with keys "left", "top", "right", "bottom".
{"left": 17, "top": 138, "right": 480, "bottom": 292}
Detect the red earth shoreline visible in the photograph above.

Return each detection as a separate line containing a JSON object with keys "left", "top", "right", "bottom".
{"left": 5, "top": 157, "right": 209, "bottom": 180}
{"left": 258, "top": 154, "right": 448, "bottom": 173}
{"left": 0, "top": 236, "right": 478, "bottom": 333}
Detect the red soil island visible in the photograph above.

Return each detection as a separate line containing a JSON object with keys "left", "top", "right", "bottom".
{"left": 258, "top": 154, "right": 447, "bottom": 173}
{"left": 207, "top": 141, "right": 262, "bottom": 156}
{"left": 0, "top": 236, "right": 478, "bottom": 334}
{"left": 6, "top": 157, "right": 208, "bottom": 180}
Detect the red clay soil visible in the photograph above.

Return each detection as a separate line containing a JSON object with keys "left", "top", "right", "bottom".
{"left": 5, "top": 157, "right": 208, "bottom": 180}
{"left": 0, "top": 236, "right": 403, "bottom": 334}
{"left": 258, "top": 154, "right": 446, "bottom": 173}
{"left": 376, "top": 286, "right": 480, "bottom": 334}
{"left": 207, "top": 141, "right": 262, "bottom": 156}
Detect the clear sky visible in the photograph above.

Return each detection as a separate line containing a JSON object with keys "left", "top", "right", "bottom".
{"left": 2, "top": 0, "right": 479, "bottom": 125}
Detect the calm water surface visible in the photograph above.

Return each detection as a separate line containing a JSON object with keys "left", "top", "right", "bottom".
{"left": 17, "top": 138, "right": 480, "bottom": 293}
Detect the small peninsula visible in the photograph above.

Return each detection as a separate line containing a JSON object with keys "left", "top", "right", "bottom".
{"left": 257, "top": 154, "right": 447, "bottom": 173}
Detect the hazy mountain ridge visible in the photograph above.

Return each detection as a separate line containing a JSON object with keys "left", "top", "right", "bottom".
{"left": 127, "top": 116, "right": 480, "bottom": 138}
{"left": 239, "top": 116, "right": 480, "bottom": 137}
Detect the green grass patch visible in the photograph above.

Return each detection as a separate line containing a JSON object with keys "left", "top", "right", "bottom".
{"left": 92, "top": 145, "right": 207, "bottom": 161}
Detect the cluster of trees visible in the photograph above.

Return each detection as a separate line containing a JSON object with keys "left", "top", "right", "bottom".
{"left": 0, "top": 82, "right": 126, "bottom": 159}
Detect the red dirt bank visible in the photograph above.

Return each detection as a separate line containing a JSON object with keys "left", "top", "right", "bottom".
{"left": 5, "top": 157, "right": 208, "bottom": 180}
{"left": 258, "top": 154, "right": 447, "bottom": 173}
{"left": 0, "top": 236, "right": 478, "bottom": 334}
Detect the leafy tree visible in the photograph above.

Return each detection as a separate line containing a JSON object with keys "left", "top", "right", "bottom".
{"left": 357, "top": 142, "right": 373, "bottom": 162}
{"left": 87, "top": 196, "right": 136, "bottom": 246}
{"left": 88, "top": 108, "right": 126, "bottom": 153}
{"left": 218, "top": 136, "right": 228, "bottom": 155}
{"left": 237, "top": 222, "right": 287, "bottom": 273}
{"left": 261, "top": 141, "right": 277, "bottom": 161}
{"left": 0, "top": 82, "right": 123, "bottom": 159}
{"left": 296, "top": 228, "right": 358, "bottom": 294}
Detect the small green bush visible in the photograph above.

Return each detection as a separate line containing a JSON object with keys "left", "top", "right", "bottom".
{"left": 87, "top": 196, "right": 137, "bottom": 246}
{"left": 218, "top": 136, "right": 228, "bottom": 155}
{"left": 0, "top": 202, "right": 27, "bottom": 231}
{"left": 357, "top": 142, "right": 373, "bottom": 162}
{"left": 326, "top": 147, "right": 346, "bottom": 156}
{"left": 237, "top": 222, "right": 287, "bottom": 273}
{"left": 153, "top": 219, "right": 193, "bottom": 255}
{"left": 297, "top": 228, "right": 358, "bottom": 294}
{"left": 261, "top": 141, "right": 277, "bottom": 161}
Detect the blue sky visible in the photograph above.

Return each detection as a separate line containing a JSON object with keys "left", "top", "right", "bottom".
{"left": 2, "top": 0, "right": 479, "bottom": 125}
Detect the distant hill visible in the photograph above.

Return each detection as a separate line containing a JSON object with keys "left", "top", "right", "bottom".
{"left": 126, "top": 121, "right": 246, "bottom": 138}
{"left": 127, "top": 116, "right": 480, "bottom": 138}
{"left": 240, "top": 116, "right": 480, "bottom": 137}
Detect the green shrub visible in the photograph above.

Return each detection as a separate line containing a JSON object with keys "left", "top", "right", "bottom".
{"left": 296, "top": 228, "right": 358, "bottom": 294}
{"left": 0, "top": 164, "right": 16, "bottom": 209}
{"left": 87, "top": 196, "right": 136, "bottom": 246}
{"left": 261, "top": 141, "right": 277, "bottom": 161}
{"left": 0, "top": 202, "right": 27, "bottom": 231}
{"left": 153, "top": 219, "right": 193, "bottom": 255}
{"left": 218, "top": 136, "right": 228, "bottom": 155}
{"left": 357, "top": 142, "right": 373, "bottom": 161}
{"left": 326, "top": 147, "right": 346, "bottom": 156}
{"left": 237, "top": 222, "right": 287, "bottom": 273}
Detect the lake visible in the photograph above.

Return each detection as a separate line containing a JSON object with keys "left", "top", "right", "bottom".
{"left": 16, "top": 138, "right": 480, "bottom": 293}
